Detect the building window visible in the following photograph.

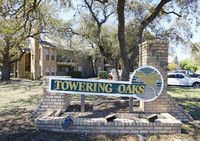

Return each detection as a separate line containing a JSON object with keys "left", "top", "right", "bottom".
{"left": 46, "top": 49, "right": 49, "bottom": 60}
{"left": 98, "top": 67, "right": 102, "bottom": 72}
{"left": 98, "top": 58, "right": 101, "bottom": 63}
{"left": 51, "top": 49, "right": 54, "bottom": 60}
{"left": 46, "top": 66, "right": 49, "bottom": 76}
{"left": 66, "top": 67, "right": 69, "bottom": 72}
{"left": 51, "top": 66, "right": 55, "bottom": 75}
{"left": 39, "top": 66, "right": 41, "bottom": 76}
{"left": 39, "top": 48, "right": 41, "bottom": 60}
{"left": 78, "top": 66, "right": 82, "bottom": 72}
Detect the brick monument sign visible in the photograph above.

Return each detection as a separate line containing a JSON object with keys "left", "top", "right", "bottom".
{"left": 30, "top": 39, "right": 192, "bottom": 134}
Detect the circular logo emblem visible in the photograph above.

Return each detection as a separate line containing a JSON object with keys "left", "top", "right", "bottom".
{"left": 130, "top": 66, "right": 164, "bottom": 102}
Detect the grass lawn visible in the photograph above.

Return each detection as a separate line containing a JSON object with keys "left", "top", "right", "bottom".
{"left": 0, "top": 79, "right": 200, "bottom": 141}
{"left": 168, "top": 86, "right": 200, "bottom": 120}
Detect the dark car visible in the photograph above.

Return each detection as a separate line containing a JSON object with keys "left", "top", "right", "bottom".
{"left": 173, "top": 70, "right": 200, "bottom": 78}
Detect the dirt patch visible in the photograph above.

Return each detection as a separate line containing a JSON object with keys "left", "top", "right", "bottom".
{"left": 63, "top": 100, "right": 145, "bottom": 120}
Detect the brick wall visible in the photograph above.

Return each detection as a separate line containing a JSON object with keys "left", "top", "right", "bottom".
{"left": 34, "top": 113, "right": 182, "bottom": 134}
{"left": 139, "top": 39, "right": 193, "bottom": 122}
{"left": 29, "top": 76, "right": 70, "bottom": 119}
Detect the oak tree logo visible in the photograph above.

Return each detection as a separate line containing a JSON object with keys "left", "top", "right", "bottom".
{"left": 135, "top": 71, "right": 162, "bottom": 96}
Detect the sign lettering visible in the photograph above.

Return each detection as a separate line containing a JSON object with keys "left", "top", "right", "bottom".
{"left": 49, "top": 66, "right": 164, "bottom": 102}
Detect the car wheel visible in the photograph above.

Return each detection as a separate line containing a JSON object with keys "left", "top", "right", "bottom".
{"left": 193, "top": 82, "right": 200, "bottom": 88}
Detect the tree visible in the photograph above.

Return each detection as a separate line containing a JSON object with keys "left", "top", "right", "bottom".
{"left": 168, "top": 63, "right": 177, "bottom": 71}
{"left": 191, "top": 42, "right": 200, "bottom": 70}
{"left": 0, "top": 0, "right": 70, "bottom": 81}
{"left": 76, "top": 1, "right": 121, "bottom": 80}
{"left": 180, "top": 59, "right": 198, "bottom": 72}
{"left": 75, "top": 1, "right": 157, "bottom": 80}
{"left": 73, "top": 0, "right": 200, "bottom": 81}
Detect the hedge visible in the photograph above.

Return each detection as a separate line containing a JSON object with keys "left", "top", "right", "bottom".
{"left": 68, "top": 71, "right": 82, "bottom": 78}
{"left": 98, "top": 71, "right": 108, "bottom": 79}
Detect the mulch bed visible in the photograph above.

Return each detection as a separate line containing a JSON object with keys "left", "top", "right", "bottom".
{"left": 64, "top": 100, "right": 146, "bottom": 119}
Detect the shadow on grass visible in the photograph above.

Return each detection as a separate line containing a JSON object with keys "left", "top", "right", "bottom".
{"left": 0, "top": 79, "right": 42, "bottom": 88}
{"left": 177, "top": 103, "right": 200, "bottom": 120}
{"left": 174, "top": 97, "right": 200, "bottom": 103}
{"left": 0, "top": 107, "right": 96, "bottom": 141}
{"left": 168, "top": 86, "right": 199, "bottom": 93}
{"left": 181, "top": 121, "right": 200, "bottom": 141}
{"left": 172, "top": 96, "right": 200, "bottom": 120}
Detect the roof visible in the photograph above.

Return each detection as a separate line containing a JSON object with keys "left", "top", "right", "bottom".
{"left": 38, "top": 40, "right": 56, "bottom": 48}
{"left": 168, "top": 54, "right": 179, "bottom": 64}
{"left": 41, "top": 36, "right": 92, "bottom": 52}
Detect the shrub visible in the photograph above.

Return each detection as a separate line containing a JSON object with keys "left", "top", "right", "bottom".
{"left": 68, "top": 71, "right": 82, "bottom": 78}
{"left": 168, "top": 63, "right": 178, "bottom": 71}
{"left": 180, "top": 59, "right": 198, "bottom": 72}
{"left": 25, "top": 71, "right": 31, "bottom": 79}
{"left": 98, "top": 71, "right": 108, "bottom": 79}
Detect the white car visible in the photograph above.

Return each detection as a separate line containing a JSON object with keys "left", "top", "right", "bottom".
{"left": 167, "top": 73, "right": 200, "bottom": 88}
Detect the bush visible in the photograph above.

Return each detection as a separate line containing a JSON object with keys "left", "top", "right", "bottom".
{"left": 98, "top": 71, "right": 108, "bottom": 79}
{"left": 168, "top": 63, "right": 178, "bottom": 71}
{"left": 25, "top": 71, "right": 31, "bottom": 79}
{"left": 68, "top": 71, "right": 82, "bottom": 78}
{"left": 180, "top": 59, "right": 198, "bottom": 72}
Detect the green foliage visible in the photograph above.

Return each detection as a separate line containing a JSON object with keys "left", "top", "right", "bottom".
{"left": 68, "top": 71, "right": 82, "bottom": 78}
{"left": 168, "top": 63, "right": 178, "bottom": 71}
{"left": 191, "top": 42, "right": 200, "bottom": 70}
{"left": 180, "top": 60, "right": 198, "bottom": 72}
{"left": 98, "top": 71, "right": 108, "bottom": 79}
{"left": 0, "top": 0, "right": 72, "bottom": 81}
{"left": 25, "top": 71, "right": 31, "bottom": 79}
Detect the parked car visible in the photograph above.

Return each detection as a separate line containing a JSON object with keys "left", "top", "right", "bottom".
{"left": 172, "top": 70, "right": 200, "bottom": 78}
{"left": 167, "top": 73, "right": 200, "bottom": 88}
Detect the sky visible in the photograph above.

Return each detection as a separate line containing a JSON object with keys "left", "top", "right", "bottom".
{"left": 58, "top": 2, "right": 200, "bottom": 62}
{"left": 176, "top": 26, "right": 200, "bottom": 61}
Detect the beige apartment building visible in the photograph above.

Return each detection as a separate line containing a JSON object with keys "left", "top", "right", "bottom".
{"left": 16, "top": 36, "right": 104, "bottom": 79}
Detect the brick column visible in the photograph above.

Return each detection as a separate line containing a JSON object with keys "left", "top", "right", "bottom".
{"left": 42, "top": 76, "right": 71, "bottom": 112}
{"left": 30, "top": 76, "right": 71, "bottom": 119}
{"left": 139, "top": 39, "right": 192, "bottom": 122}
{"left": 17, "top": 53, "right": 26, "bottom": 78}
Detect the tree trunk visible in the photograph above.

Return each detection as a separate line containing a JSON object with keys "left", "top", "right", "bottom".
{"left": 117, "top": 0, "right": 130, "bottom": 81}
{"left": 111, "top": 59, "right": 119, "bottom": 81}
{"left": 91, "top": 58, "right": 97, "bottom": 76}
{"left": 121, "top": 65, "right": 131, "bottom": 81}
{"left": 1, "top": 50, "right": 10, "bottom": 81}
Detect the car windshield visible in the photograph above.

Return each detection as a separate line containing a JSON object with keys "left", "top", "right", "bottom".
{"left": 188, "top": 71, "right": 195, "bottom": 75}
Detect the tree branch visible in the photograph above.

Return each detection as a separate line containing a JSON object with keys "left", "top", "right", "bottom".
{"left": 9, "top": 46, "right": 26, "bottom": 64}
{"left": 84, "top": 0, "right": 114, "bottom": 60}
{"left": 140, "top": 0, "right": 172, "bottom": 31}
{"left": 130, "top": 0, "right": 172, "bottom": 66}
{"left": 26, "top": 32, "right": 46, "bottom": 38}
{"left": 162, "top": 10, "right": 182, "bottom": 17}
{"left": 84, "top": 0, "right": 100, "bottom": 26}
{"left": 94, "top": 0, "right": 108, "bottom": 4}
{"left": 66, "top": 28, "right": 87, "bottom": 36}
{"left": 100, "top": 10, "right": 115, "bottom": 26}
{"left": 0, "top": 50, "right": 4, "bottom": 56}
